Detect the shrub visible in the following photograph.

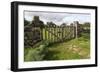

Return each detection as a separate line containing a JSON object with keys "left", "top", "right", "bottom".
{"left": 24, "top": 41, "right": 49, "bottom": 61}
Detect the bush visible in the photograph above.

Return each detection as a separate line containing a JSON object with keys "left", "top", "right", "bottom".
{"left": 80, "top": 32, "right": 90, "bottom": 40}
{"left": 24, "top": 41, "right": 49, "bottom": 61}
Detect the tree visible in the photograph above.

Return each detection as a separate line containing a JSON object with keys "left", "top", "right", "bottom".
{"left": 60, "top": 23, "right": 67, "bottom": 27}
{"left": 24, "top": 18, "right": 30, "bottom": 26}
{"left": 31, "top": 16, "right": 44, "bottom": 28}
{"left": 47, "top": 22, "right": 56, "bottom": 26}
{"left": 83, "top": 22, "right": 90, "bottom": 27}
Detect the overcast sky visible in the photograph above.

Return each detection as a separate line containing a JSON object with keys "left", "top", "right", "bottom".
{"left": 24, "top": 11, "right": 91, "bottom": 25}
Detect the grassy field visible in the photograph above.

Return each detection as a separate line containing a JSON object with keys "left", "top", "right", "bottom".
{"left": 43, "top": 36, "right": 90, "bottom": 60}
{"left": 24, "top": 32, "right": 90, "bottom": 61}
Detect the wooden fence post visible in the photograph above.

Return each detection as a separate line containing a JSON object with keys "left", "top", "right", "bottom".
{"left": 73, "top": 21, "right": 80, "bottom": 38}
{"left": 71, "top": 24, "right": 74, "bottom": 38}
{"left": 61, "top": 26, "right": 64, "bottom": 42}
{"left": 55, "top": 25, "right": 57, "bottom": 42}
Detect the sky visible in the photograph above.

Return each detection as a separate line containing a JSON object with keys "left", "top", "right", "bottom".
{"left": 24, "top": 11, "right": 91, "bottom": 25}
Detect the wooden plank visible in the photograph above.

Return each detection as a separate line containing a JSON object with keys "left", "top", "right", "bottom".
{"left": 57, "top": 26, "right": 59, "bottom": 42}
{"left": 45, "top": 26, "right": 46, "bottom": 41}
{"left": 48, "top": 25, "right": 50, "bottom": 42}
{"left": 62, "top": 26, "right": 63, "bottom": 42}
{"left": 52, "top": 25, "right": 55, "bottom": 43}
{"left": 58, "top": 26, "right": 60, "bottom": 40}
{"left": 49, "top": 25, "right": 51, "bottom": 43}
{"left": 55, "top": 25, "right": 57, "bottom": 42}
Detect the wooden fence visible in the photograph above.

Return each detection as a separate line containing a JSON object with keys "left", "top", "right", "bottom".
{"left": 24, "top": 21, "right": 81, "bottom": 48}
{"left": 41, "top": 25, "right": 76, "bottom": 43}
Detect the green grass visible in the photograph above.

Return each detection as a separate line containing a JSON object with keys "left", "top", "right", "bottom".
{"left": 43, "top": 35, "right": 90, "bottom": 60}
{"left": 24, "top": 41, "right": 49, "bottom": 61}
{"left": 24, "top": 32, "right": 90, "bottom": 61}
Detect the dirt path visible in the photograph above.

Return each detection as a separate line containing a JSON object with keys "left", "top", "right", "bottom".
{"left": 68, "top": 45, "right": 90, "bottom": 59}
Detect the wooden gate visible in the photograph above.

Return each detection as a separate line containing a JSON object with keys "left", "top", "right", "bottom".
{"left": 42, "top": 24, "right": 76, "bottom": 43}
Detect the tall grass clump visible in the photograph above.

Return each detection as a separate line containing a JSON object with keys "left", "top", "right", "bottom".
{"left": 24, "top": 41, "right": 49, "bottom": 61}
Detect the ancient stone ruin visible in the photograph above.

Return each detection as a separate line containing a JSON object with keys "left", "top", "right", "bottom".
{"left": 24, "top": 16, "right": 44, "bottom": 48}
